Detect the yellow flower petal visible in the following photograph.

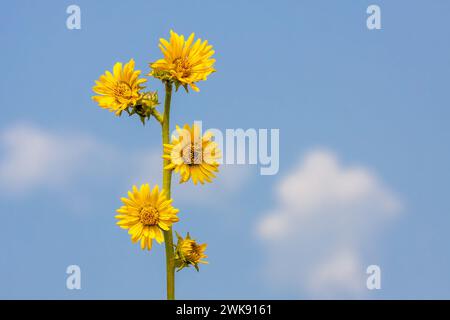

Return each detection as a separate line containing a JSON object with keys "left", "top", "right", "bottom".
{"left": 92, "top": 59, "right": 146, "bottom": 115}
{"left": 115, "top": 183, "right": 179, "bottom": 251}
{"left": 149, "top": 30, "right": 215, "bottom": 91}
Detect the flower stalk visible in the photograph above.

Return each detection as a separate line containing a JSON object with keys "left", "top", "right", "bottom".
{"left": 161, "top": 81, "right": 175, "bottom": 300}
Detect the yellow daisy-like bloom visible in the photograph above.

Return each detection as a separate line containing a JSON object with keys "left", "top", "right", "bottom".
{"left": 175, "top": 232, "right": 208, "bottom": 271}
{"left": 163, "top": 124, "right": 220, "bottom": 185}
{"left": 92, "top": 59, "right": 147, "bottom": 116}
{"left": 150, "top": 30, "right": 216, "bottom": 92}
{"left": 115, "top": 184, "right": 179, "bottom": 251}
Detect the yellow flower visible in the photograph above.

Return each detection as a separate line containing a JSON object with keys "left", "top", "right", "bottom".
{"left": 115, "top": 184, "right": 179, "bottom": 251}
{"left": 150, "top": 30, "right": 216, "bottom": 92}
{"left": 175, "top": 232, "right": 208, "bottom": 271}
{"left": 163, "top": 123, "right": 220, "bottom": 185}
{"left": 92, "top": 59, "right": 147, "bottom": 116}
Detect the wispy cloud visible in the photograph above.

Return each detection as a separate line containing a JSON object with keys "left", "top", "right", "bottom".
{"left": 257, "top": 148, "right": 403, "bottom": 298}
{"left": 0, "top": 123, "right": 101, "bottom": 193}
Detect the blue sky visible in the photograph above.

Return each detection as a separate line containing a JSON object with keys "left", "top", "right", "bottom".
{"left": 1, "top": 0, "right": 450, "bottom": 299}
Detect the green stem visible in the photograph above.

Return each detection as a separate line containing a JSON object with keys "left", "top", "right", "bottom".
{"left": 162, "top": 82, "right": 175, "bottom": 300}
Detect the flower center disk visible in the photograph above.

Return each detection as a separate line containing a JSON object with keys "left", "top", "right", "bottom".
{"left": 173, "top": 58, "right": 191, "bottom": 78}
{"left": 139, "top": 206, "right": 159, "bottom": 226}
{"left": 114, "top": 81, "right": 133, "bottom": 102}
{"left": 182, "top": 142, "right": 202, "bottom": 165}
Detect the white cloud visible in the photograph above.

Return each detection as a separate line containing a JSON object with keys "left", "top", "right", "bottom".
{"left": 257, "top": 148, "right": 402, "bottom": 298}
{"left": 307, "top": 249, "right": 363, "bottom": 297}
{"left": 0, "top": 123, "right": 100, "bottom": 193}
